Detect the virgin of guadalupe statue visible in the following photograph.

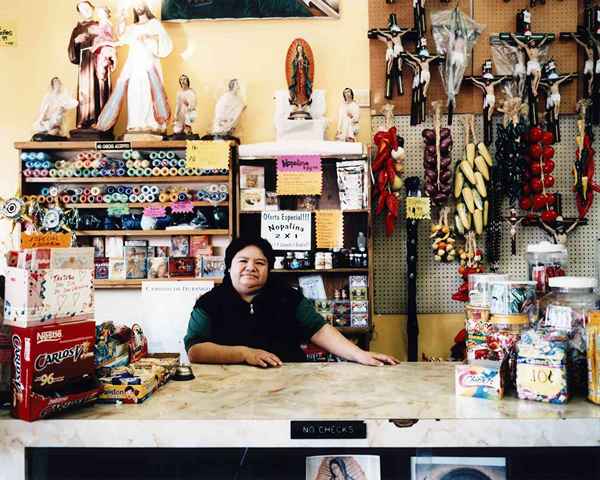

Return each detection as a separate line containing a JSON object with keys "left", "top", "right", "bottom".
{"left": 68, "top": 1, "right": 112, "bottom": 139}
{"left": 95, "top": 0, "right": 172, "bottom": 138}
{"left": 286, "top": 38, "right": 315, "bottom": 119}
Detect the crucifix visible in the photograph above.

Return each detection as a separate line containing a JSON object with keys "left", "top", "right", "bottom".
{"left": 539, "top": 60, "right": 577, "bottom": 143}
{"left": 368, "top": 14, "right": 417, "bottom": 99}
{"left": 503, "top": 208, "right": 526, "bottom": 256}
{"left": 403, "top": 37, "right": 444, "bottom": 125}
{"left": 466, "top": 59, "right": 509, "bottom": 146}
{"left": 497, "top": 9, "right": 555, "bottom": 126}
{"left": 413, "top": 0, "right": 427, "bottom": 38}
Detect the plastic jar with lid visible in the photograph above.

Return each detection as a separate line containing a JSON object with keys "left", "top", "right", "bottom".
{"left": 527, "top": 241, "right": 568, "bottom": 295}
{"left": 539, "top": 277, "right": 600, "bottom": 394}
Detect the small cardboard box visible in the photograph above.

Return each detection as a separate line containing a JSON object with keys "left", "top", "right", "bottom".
{"left": 455, "top": 362, "right": 504, "bottom": 400}
{"left": 4, "top": 267, "right": 94, "bottom": 328}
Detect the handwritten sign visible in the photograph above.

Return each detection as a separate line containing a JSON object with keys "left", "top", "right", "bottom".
{"left": 0, "top": 21, "right": 16, "bottom": 47}
{"left": 143, "top": 204, "right": 167, "bottom": 218}
{"left": 171, "top": 201, "right": 194, "bottom": 214}
{"left": 185, "top": 141, "right": 230, "bottom": 170}
{"left": 107, "top": 203, "right": 130, "bottom": 216}
{"left": 21, "top": 232, "right": 72, "bottom": 249}
{"left": 261, "top": 211, "right": 311, "bottom": 250}
{"left": 517, "top": 363, "right": 566, "bottom": 399}
{"left": 406, "top": 197, "right": 431, "bottom": 220}
{"left": 315, "top": 210, "right": 344, "bottom": 249}
{"left": 277, "top": 155, "right": 321, "bottom": 173}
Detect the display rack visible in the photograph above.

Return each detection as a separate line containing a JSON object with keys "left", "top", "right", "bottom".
{"left": 15, "top": 140, "right": 235, "bottom": 290}
{"left": 236, "top": 147, "right": 373, "bottom": 349}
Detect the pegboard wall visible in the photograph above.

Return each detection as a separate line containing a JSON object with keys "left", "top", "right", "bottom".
{"left": 371, "top": 114, "right": 600, "bottom": 314}
{"left": 369, "top": 0, "right": 581, "bottom": 115}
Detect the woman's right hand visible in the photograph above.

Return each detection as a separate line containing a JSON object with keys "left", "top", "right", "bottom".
{"left": 242, "top": 347, "right": 282, "bottom": 368}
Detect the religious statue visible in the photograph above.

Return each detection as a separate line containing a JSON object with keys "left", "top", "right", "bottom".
{"left": 32, "top": 77, "right": 78, "bottom": 141}
{"left": 95, "top": 0, "right": 173, "bottom": 139}
{"left": 571, "top": 33, "right": 597, "bottom": 98}
{"left": 539, "top": 216, "right": 580, "bottom": 245}
{"left": 167, "top": 74, "right": 199, "bottom": 140}
{"left": 92, "top": 6, "right": 117, "bottom": 108}
{"left": 336, "top": 88, "right": 360, "bottom": 142}
{"left": 203, "top": 78, "right": 246, "bottom": 142}
{"left": 68, "top": 1, "right": 113, "bottom": 139}
{"left": 510, "top": 33, "right": 552, "bottom": 98}
{"left": 286, "top": 38, "right": 315, "bottom": 119}
{"left": 540, "top": 60, "right": 577, "bottom": 143}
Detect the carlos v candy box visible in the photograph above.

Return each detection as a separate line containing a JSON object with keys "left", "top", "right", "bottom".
{"left": 11, "top": 320, "right": 98, "bottom": 421}
{"left": 455, "top": 361, "right": 504, "bottom": 400}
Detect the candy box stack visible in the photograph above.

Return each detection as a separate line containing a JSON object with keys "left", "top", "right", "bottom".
{"left": 455, "top": 361, "right": 504, "bottom": 400}
{"left": 5, "top": 247, "right": 99, "bottom": 421}
{"left": 516, "top": 330, "right": 569, "bottom": 404}
{"left": 11, "top": 320, "right": 99, "bottom": 421}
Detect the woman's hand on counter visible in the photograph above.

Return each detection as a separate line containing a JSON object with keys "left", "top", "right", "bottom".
{"left": 354, "top": 350, "right": 400, "bottom": 367}
{"left": 243, "top": 347, "right": 283, "bottom": 368}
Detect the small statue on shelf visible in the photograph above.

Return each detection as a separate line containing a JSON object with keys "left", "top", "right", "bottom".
{"left": 95, "top": 0, "right": 173, "bottom": 139}
{"left": 166, "top": 74, "right": 199, "bottom": 140}
{"left": 32, "top": 77, "right": 78, "bottom": 141}
{"left": 203, "top": 78, "right": 246, "bottom": 143}
{"left": 286, "top": 38, "right": 314, "bottom": 119}
{"left": 336, "top": 88, "right": 360, "bottom": 142}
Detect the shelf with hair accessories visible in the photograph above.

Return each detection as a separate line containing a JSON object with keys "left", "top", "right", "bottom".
{"left": 15, "top": 140, "right": 235, "bottom": 289}
{"left": 235, "top": 148, "right": 373, "bottom": 350}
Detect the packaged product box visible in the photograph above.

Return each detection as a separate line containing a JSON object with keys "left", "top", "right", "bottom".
{"left": 4, "top": 268, "right": 94, "bottom": 328}
{"left": 516, "top": 330, "right": 569, "bottom": 404}
{"left": 588, "top": 312, "right": 600, "bottom": 405}
{"left": 455, "top": 361, "right": 504, "bottom": 400}
{"left": 11, "top": 320, "right": 98, "bottom": 421}
{"left": 0, "top": 326, "right": 11, "bottom": 400}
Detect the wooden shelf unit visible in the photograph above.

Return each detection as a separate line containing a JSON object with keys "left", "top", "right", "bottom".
{"left": 16, "top": 140, "right": 235, "bottom": 289}
{"left": 236, "top": 149, "right": 373, "bottom": 350}
{"left": 95, "top": 277, "right": 224, "bottom": 289}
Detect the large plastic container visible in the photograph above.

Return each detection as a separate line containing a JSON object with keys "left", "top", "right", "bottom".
{"left": 489, "top": 280, "right": 537, "bottom": 320}
{"left": 527, "top": 241, "right": 567, "bottom": 295}
{"left": 539, "top": 277, "right": 600, "bottom": 394}
{"left": 468, "top": 273, "right": 510, "bottom": 307}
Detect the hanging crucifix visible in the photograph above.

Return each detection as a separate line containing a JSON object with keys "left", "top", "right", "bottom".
{"left": 466, "top": 59, "right": 509, "bottom": 146}
{"left": 497, "top": 9, "right": 555, "bottom": 126}
{"left": 368, "top": 14, "right": 416, "bottom": 99}
{"left": 403, "top": 38, "right": 444, "bottom": 125}
{"left": 413, "top": 0, "right": 427, "bottom": 38}
{"left": 539, "top": 60, "right": 577, "bottom": 143}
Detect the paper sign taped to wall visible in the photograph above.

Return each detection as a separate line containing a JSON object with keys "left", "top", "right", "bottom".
{"left": 316, "top": 210, "right": 344, "bottom": 249}
{"left": 21, "top": 232, "right": 72, "bottom": 248}
{"left": 185, "top": 141, "right": 230, "bottom": 170}
{"left": 277, "top": 155, "right": 321, "bottom": 173}
{"left": 261, "top": 211, "right": 311, "bottom": 250}
{"left": 406, "top": 197, "right": 431, "bottom": 220}
{"left": 276, "top": 172, "right": 322, "bottom": 196}
{"left": 0, "top": 21, "right": 16, "bottom": 47}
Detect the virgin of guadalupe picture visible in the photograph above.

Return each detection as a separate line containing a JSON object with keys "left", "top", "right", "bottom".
{"left": 286, "top": 38, "right": 315, "bottom": 119}
{"left": 161, "top": 0, "right": 340, "bottom": 21}
{"left": 307, "top": 455, "right": 380, "bottom": 480}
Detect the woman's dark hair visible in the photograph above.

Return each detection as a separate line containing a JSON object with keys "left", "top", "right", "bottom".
{"left": 224, "top": 237, "right": 275, "bottom": 273}
{"left": 133, "top": 2, "right": 155, "bottom": 23}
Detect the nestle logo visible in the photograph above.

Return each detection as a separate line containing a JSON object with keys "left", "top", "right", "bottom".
{"left": 37, "top": 330, "right": 62, "bottom": 344}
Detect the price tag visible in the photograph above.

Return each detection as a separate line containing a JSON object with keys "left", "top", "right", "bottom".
{"left": 171, "top": 201, "right": 194, "bottom": 214}
{"left": 406, "top": 197, "right": 431, "bottom": 220}
{"left": 143, "top": 205, "right": 167, "bottom": 218}
{"left": 0, "top": 21, "right": 16, "bottom": 47}
{"left": 545, "top": 305, "right": 573, "bottom": 331}
{"left": 107, "top": 203, "right": 130, "bottom": 217}
{"left": 185, "top": 141, "right": 229, "bottom": 170}
{"left": 21, "top": 232, "right": 72, "bottom": 248}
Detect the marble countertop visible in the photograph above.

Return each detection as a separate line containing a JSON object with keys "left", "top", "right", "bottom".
{"left": 3, "top": 362, "right": 597, "bottom": 422}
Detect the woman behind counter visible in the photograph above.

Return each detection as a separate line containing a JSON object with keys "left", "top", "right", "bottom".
{"left": 184, "top": 237, "right": 398, "bottom": 368}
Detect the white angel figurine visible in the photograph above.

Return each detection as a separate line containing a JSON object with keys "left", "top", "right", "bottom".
{"left": 336, "top": 88, "right": 360, "bottom": 142}
{"left": 32, "top": 77, "right": 78, "bottom": 140}
{"left": 210, "top": 78, "right": 246, "bottom": 139}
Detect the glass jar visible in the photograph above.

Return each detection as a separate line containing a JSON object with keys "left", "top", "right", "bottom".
{"left": 539, "top": 277, "right": 600, "bottom": 395}
{"left": 489, "top": 313, "right": 529, "bottom": 389}
{"left": 527, "top": 241, "right": 568, "bottom": 295}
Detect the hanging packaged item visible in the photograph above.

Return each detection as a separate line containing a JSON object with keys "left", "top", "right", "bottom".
{"left": 516, "top": 329, "right": 569, "bottom": 404}
{"left": 539, "top": 277, "right": 600, "bottom": 395}
{"left": 527, "top": 241, "right": 567, "bottom": 296}
{"left": 588, "top": 312, "right": 600, "bottom": 405}
{"left": 489, "top": 281, "right": 537, "bottom": 321}
{"left": 468, "top": 273, "right": 510, "bottom": 307}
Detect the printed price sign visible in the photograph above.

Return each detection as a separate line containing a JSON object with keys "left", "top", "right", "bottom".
{"left": 185, "top": 141, "right": 230, "bottom": 170}
{"left": 0, "top": 21, "right": 16, "bottom": 47}
{"left": 276, "top": 155, "right": 322, "bottom": 196}
{"left": 21, "top": 232, "right": 72, "bottom": 248}
{"left": 545, "top": 305, "right": 573, "bottom": 331}
{"left": 406, "top": 197, "right": 431, "bottom": 220}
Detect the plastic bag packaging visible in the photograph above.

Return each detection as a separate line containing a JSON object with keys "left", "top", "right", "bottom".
{"left": 491, "top": 42, "right": 549, "bottom": 99}
{"left": 431, "top": 8, "right": 485, "bottom": 119}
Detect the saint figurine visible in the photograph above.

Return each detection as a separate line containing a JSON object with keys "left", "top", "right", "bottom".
{"left": 68, "top": 1, "right": 111, "bottom": 138}
{"left": 95, "top": 0, "right": 172, "bottom": 137}
{"left": 167, "top": 74, "right": 199, "bottom": 140}
{"left": 203, "top": 78, "right": 246, "bottom": 143}
{"left": 32, "top": 77, "right": 78, "bottom": 141}
{"left": 336, "top": 88, "right": 360, "bottom": 142}
{"left": 286, "top": 38, "right": 315, "bottom": 119}
{"left": 91, "top": 6, "right": 117, "bottom": 109}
